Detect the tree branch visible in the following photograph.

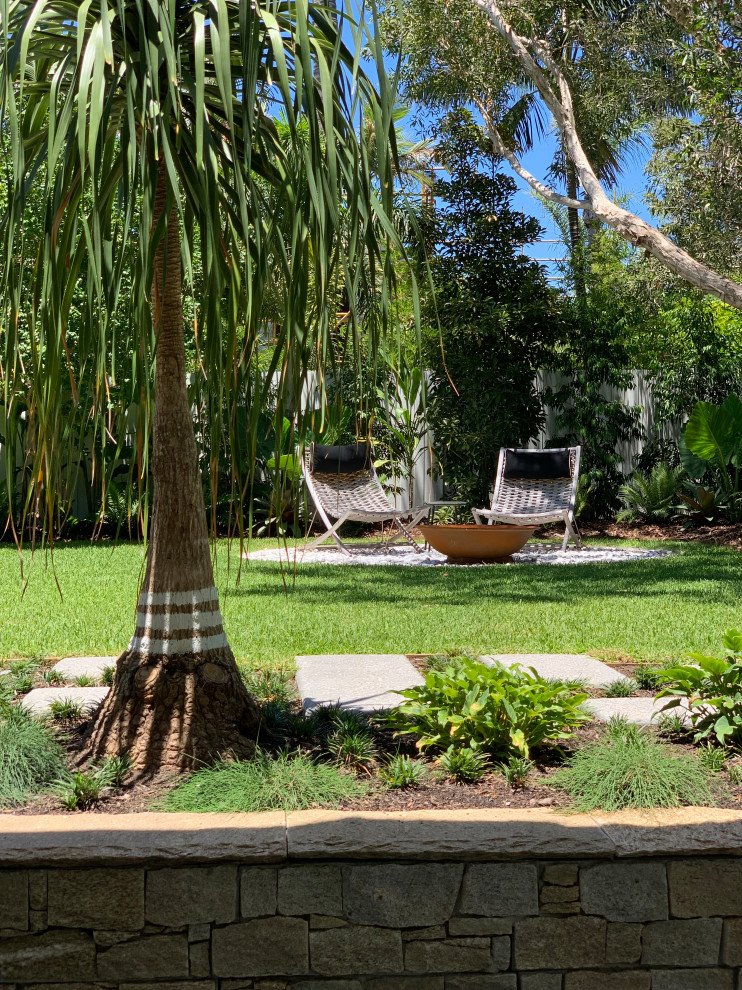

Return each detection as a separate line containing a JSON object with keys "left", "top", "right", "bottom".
{"left": 474, "top": 96, "right": 590, "bottom": 209}
{"left": 468, "top": 0, "right": 742, "bottom": 310}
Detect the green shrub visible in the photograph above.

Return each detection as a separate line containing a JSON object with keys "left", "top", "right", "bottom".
{"left": 239, "top": 666, "right": 295, "bottom": 706}
{"left": 380, "top": 754, "right": 427, "bottom": 790}
{"left": 0, "top": 707, "right": 64, "bottom": 807}
{"left": 55, "top": 770, "right": 105, "bottom": 810}
{"left": 553, "top": 717, "right": 714, "bottom": 811}
{"left": 326, "top": 720, "right": 377, "bottom": 772}
{"left": 602, "top": 678, "right": 637, "bottom": 698}
{"left": 498, "top": 755, "right": 534, "bottom": 788}
{"left": 163, "top": 750, "right": 366, "bottom": 812}
{"left": 658, "top": 629, "right": 742, "bottom": 746}
{"left": 617, "top": 464, "right": 685, "bottom": 522}
{"left": 438, "top": 748, "right": 490, "bottom": 783}
{"left": 49, "top": 698, "right": 85, "bottom": 721}
{"left": 634, "top": 664, "right": 664, "bottom": 691}
{"left": 698, "top": 744, "right": 727, "bottom": 773}
{"left": 55, "top": 754, "right": 132, "bottom": 810}
{"left": 101, "top": 666, "right": 116, "bottom": 687}
{"left": 392, "top": 659, "right": 590, "bottom": 758}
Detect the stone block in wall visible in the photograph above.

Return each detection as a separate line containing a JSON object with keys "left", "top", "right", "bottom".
{"left": 605, "top": 922, "right": 642, "bottom": 964}
{"left": 292, "top": 981, "right": 363, "bottom": 990}
{"left": 514, "top": 917, "right": 606, "bottom": 970}
{"left": 668, "top": 860, "right": 742, "bottom": 918}
{"left": 241, "top": 867, "right": 279, "bottom": 919}
{"left": 540, "top": 886, "right": 579, "bottom": 904}
{"left": 518, "top": 974, "right": 563, "bottom": 990}
{"left": 722, "top": 918, "right": 742, "bottom": 965}
{"left": 0, "top": 930, "right": 95, "bottom": 981}
{"left": 27, "top": 871, "right": 47, "bottom": 911}
{"left": 403, "top": 927, "right": 446, "bottom": 942}
{"left": 47, "top": 868, "right": 144, "bottom": 929}
{"left": 445, "top": 977, "right": 517, "bottom": 989}
{"left": 119, "top": 983, "right": 217, "bottom": 990}
{"left": 364, "top": 979, "right": 444, "bottom": 990}
{"left": 650, "top": 969, "right": 734, "bottom": 990}
{"left": 342, "top": 864, "right": 463, "bottom": 928}
{"left": 563, "top": 972, "right": 650, "bottom": 990}
{"left": 539, "top": 903, "right": 581, "bottom": 917}
{"left": 0, "top": 871, "right": 28, "bottom": 930}
{"left": 278, "top": 866, "right": 343, "bottom": 917}
{"left": 190, "top": 938, "right": 211, "bottom": 978}
{"left": 459, "top": 864, "right": 538, "bottom": 918}
{"left": 310, "top": 916, "right": 348, "bottom": 929}
{"left": 310, "top": 926, "right": 403, "bottom": 977}
{"left": 404, "top": 937, "right": 493, "bottom": 973}
{"left": 448, "top": 918, "right": 512, "bottom": 936}
{"left": 213, "top": 917, "right": 309, "bottom": 977}
{"left": 97, "top": 933, "right": 190, "bottom": 980}
{"left": 640, "top": 918, "right": 722, "bottom": 967}
{"left": 542, "top": 864, "right": 578, "bottom": 887}
{"left": 579, "top": 862, "right": 668, "bottom": 922}
{"left": 146, "top": 865, "right": 238, "bottom": 925}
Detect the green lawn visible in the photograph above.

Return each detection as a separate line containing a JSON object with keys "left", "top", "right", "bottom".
{"left": 0, "top": 538, "right": 739, "bottom": 668}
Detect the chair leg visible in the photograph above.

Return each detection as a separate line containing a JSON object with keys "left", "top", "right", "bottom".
{"left": 562, "top": 512, "right": 583, "bottom": 550}
{"left": 304, "top": 513, "right": 353, "bottom": 555}
{"left": 387, "top": 508, "right": 427, "bottom": 548}
{"left": 388, "top": 516, "right": 422, "bottom": 550}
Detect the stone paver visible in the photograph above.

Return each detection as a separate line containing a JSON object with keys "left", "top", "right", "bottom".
{"left": 480, "top": 654, "right": 628, "bottom": 688}
{"left": 51, "top": 656, "right": 116, "bottom": 680}
{"left": 296, "top": 654, "right": 423, "bottom": 712}
{"left": 22, "top": 686, "right": 110, "bottom": 715}
{"left": 585, "top": 697, "right": 688, "bottom": 726}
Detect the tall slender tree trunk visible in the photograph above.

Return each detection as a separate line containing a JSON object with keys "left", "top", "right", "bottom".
{"left": 566, "top": 162, "right": 585, "bottom": 302}
{"left": 85, "top": 165, "right": 260, "bottom": 772}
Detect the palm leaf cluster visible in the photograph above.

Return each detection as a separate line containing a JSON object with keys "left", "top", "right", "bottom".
{"left": 0, "top": 0, "right": 406, "bottom": 545}
{"left": 617, "top": 463, "right": 685, "bottom": 522}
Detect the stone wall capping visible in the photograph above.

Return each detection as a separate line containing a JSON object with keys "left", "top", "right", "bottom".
{"left": 1, "top": 807, "right": 742, "bottom": 867}
{"left": 0, "top": 813, "right": 288, "bottom": 866}
{"left": 285, "top": 809, "right": 615, "bottom": 861}
{"left": 590, "top": 807, "right": 742, "bottom": 857}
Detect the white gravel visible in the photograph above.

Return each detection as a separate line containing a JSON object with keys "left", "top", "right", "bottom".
{"left": 244, "top": 543, "right": 673, "bottom": 567}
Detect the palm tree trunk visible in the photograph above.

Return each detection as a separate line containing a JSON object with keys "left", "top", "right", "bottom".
{"left": 85, "top": 163, "right": 260, "bottom": 772}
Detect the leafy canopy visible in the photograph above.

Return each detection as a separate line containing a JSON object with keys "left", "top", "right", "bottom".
{"left": 0, "top": 0, "right": 405, "bottom": 544}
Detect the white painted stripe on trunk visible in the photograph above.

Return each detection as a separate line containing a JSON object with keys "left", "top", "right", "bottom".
{"left": 138, "top": 587, "right": 219, "bottom": 608}
{"left": 127, "top": 631, "right": 228, "bottom": 655}
{"left": 135, "top": 610, "right": 224, "bottom": 632}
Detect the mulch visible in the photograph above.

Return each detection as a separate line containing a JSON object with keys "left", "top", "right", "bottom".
{"left": 537, "top": 519, "right": 742, "bottom": 550}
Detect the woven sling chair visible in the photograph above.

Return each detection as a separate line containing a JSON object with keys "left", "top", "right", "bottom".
{"left": 300, "top": 442, "right": 430, "bottom": 555}
{"left": 472, "top": 446, "right": 584, "bottom": 551}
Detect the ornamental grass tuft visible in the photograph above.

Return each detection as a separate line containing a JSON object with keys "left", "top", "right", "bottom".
{"left": 163, "top": 749, "right": 366, "bottom": 813}
{"left": 0, "top": 705, "right": 65, "bottom": 807}
{"left": 553, "top": 717, "right": 715, "bottom": 811}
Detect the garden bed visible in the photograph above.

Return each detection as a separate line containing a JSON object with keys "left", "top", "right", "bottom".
{"left": 5, "top": 649, "right": 742, "bottom": 817}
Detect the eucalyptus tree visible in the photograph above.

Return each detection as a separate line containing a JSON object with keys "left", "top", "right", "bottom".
{"left": 386, "top": 0, "right": 742, "bottom": 308}
{"left": 0, "top": 0, "right": 403, "bottom": 770}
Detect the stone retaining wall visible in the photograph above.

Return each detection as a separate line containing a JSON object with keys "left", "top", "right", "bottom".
{"left": 2, "top": 809, "right": 742, "bottom": 989}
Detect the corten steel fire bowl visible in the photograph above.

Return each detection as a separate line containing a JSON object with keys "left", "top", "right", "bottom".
{"left": 418, "top": 523, "right": 537, "bottom": 562}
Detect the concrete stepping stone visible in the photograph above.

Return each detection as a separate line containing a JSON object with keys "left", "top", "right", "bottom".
{"left": 480, "top": 654, "right": 629, "bottom": 689}
{"left": 22, "top": 686, "right": 110, "bottom": 716}
{"left": 52, "top": 656, "right": 117, "bottom": 681}
{"left": 296, "top": 654, "right": 424, "bottom": 712}
{"left": 585, "top": 696, "right": 688, "bottom": 726}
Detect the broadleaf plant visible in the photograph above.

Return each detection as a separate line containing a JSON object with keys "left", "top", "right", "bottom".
{"left": 657, "top": 629, "right": 742, "bottom": 746}
{"left": 391, "top": 658, "right": 590, "bottom": 759}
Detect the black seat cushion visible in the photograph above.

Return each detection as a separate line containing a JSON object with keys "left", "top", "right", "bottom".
{"left": 503, "top": 448, "right": 571, "bottom": 480}
{"left": 312, "top": 442, "right": 370, "bottom": 474}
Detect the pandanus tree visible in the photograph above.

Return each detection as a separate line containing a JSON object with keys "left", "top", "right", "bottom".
{"left": 0, "top": 0, "right": 402, "bottom": 769}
